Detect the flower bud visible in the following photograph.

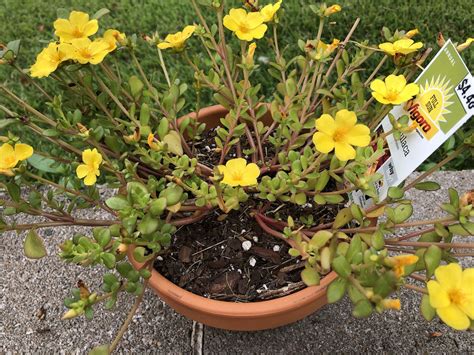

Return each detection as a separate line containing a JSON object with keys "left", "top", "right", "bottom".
{"left": 117, "top": 243, "right": 128, "bottom": 254}
{"left": 381, "top": 298, "right": 401, "bottom": 310}
{"left": 61, "top": 308, "right": 81, "bottom": 320}
{"left": 324, "top": 4, "right": 341, "bottom": 16}
{"left": 437, "top": 32, "right": 446, "bottom": 47}
{"left": 457, "top": 38, "right": 473, "bottom": 52}
{"left": 405, "top": 29, "right": 419, "bottom": 39}
{"left": 244, "top": 42, "right": 257, "bottom": 67}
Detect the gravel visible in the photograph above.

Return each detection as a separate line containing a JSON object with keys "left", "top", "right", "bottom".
{"left": 1, "top": 170, "right": 473, "bottom": 353}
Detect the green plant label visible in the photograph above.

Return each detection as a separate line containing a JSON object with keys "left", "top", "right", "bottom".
{"left": 352, "top": 40, "right": 473, "bottom": 208}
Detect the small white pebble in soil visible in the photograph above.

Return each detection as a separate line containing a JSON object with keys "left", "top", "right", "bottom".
{"left": 204, "top": 145, "right": 211, "bottom": 152}
{"left": 229, "top": 264, "right": 235, "bottom": 270}
{"left": 302, "top": 203, "right": 313, "bottom": 208}
{"left": 273, "top": 245, "right": 281, "bottom": 252}
{"left": 157, "top": 256, "right": 164, "bottom": 261}
{"left": 252, "top": 236, "right": 258, "bottom": 242}
{"left": 241, "top": 229, "right": 246, "bottom": 234}
{"left": 221, "top": 245, "right": 225, "bottom": 249}
{"left": 249, "top": 257, "right": 257, "bottom": 267}
{"left": 242, "top": 240, "right": 252, "bottom": 251}
{"left": 237, "top": 269, "right": 242, "bottom": 274}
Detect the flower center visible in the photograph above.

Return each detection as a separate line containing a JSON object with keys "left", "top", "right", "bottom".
{"left": 231, "top": 171, "right": 244, "bottom": 182}
{"left": 80, "top": 49, "right": 93, "bottom": 58}
{"left": 448, "top": 289, "right": 465, "bottom": 305}
{"left": 72, "top": 28, "right": 84, "bottom": 38}
{"left": 239, "top": 24, "right": 249, "bottom": 33}
{"left": 386, "top": 90, "right": 400, "bottom": 101}
{"left": 333, "top": 128, "right": 347, "bottom": 143}
{"left": 4, "top": 155, "right": 17, "bottom": 167}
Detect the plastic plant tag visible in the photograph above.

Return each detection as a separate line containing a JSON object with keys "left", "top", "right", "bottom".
{"left": 352, "top": 40, "right": 473, "bottom": 208}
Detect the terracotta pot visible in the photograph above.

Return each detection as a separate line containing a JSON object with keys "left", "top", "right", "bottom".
{"left": 128, "top": 105, "right": 338, "bottom": 331}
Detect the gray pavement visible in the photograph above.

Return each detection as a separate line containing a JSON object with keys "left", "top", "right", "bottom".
{"left": 1, "top": 170, "right": 473, "bottom": 353}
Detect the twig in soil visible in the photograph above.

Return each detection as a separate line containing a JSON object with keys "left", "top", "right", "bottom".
{"left": 191, "top": 239, "right": 228, "bottom": 256}
{"left": 259, "top": 281, "right": 306, "bottom": 300}
{"left": 279, "top": 262, "right": 304, "bottom": 273}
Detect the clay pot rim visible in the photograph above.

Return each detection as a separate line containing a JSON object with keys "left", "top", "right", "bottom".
{"left": 128, "top": 103, "right": 338, "bottom": 318}
{"left": 128, "top": 246, "right": 338, "bottom": 318}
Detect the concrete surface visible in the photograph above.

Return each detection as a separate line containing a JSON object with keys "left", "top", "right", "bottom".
{"left": 1, "top": 170, "right": 473, "bottom": 353}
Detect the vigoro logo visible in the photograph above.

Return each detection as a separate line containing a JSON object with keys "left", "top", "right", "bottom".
{"left": 407, "top": 76, "right": 454, "bottom": 140}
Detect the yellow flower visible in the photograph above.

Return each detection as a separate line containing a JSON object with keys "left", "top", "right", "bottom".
{"left": 69, "top": 38, "right": 110, "bottom": 65}
{"left": 103, "top": 29, "right": 126, "bottom": 52}
{"left": 391, "top": 254, "right": 419, "bottom": 278}
{"left": 260, "top": 0, "right": 282, "bottom": 22}
{"left": 457, "top": 38, "right": 473, "bottom": 52}
{"left": 223, "top": 8, "right": 268, "bottom": 41}
{"left": 312, "top": 109, "right": 370, "bottom": 161}
{"left": 370, "top": 74, "right": 419, "bottom": 105}
{"left": 381, "top": 299, "right": 401, "bottom": 310}
{"left": 158, "top": 25, "right": 196, "bottom": 51}
{"left": 427, "top": 263, "right": 474, "bottom": 330}
{"left": 147, "top": 133, "right": 160, "bottom": 151}
{"left": 0, "top": 143, "right": 34, "bottom": 176}
{"left": 379, "top": 38, "right": 423, "bottom": 56}
{"left": 305, "top": 39, "right": 340, "bottom": 61}
{"left": 76, "top": 148, "right": 102, "bottom": 186}
{"left": 405, "top": 28, "right": 419, "bottom": 39}
{"left": 217, "top": 158, "right": 260, "bottom": 187}
{"left": 54, "top": 11, "right": 99, "bottom": 42}
{"left": 324, "top": 4, "right": 341, "bottom": 16}
{"left": 30, "top": 42, "right": 72, "bottom": 78}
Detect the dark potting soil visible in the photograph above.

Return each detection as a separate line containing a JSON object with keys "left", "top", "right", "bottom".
{"left": 154, "top": 200, "right": 339, "bottom": 302}
{"left": 154, "top": 125, "right": 341, "bottom": 301}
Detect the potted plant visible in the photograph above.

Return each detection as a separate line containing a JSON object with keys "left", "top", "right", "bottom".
{"left": 1, "top": 1, "right": 473, "bottom": 353}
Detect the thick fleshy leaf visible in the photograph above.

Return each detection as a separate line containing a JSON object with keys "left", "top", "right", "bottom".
{"left": 24, "top": 230, "right": 47, "bottom": 259}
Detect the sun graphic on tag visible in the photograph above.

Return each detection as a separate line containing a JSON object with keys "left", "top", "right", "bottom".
{"left": 417, "top": 75, "right": 454, "bottom": 125}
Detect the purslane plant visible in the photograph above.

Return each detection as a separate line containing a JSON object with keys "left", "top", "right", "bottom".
{"left": 0, "top": 1, "right": 473, "bottom": 352}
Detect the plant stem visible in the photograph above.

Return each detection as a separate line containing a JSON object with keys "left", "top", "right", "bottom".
{"left": 386, "top": 241, "right": 474, "bottom": 249}
{"left": 156, "top": 47, "right": 171, "bottom": 87}
{"left": 404, "top": 283, "right": 427, "bottom": 294}
{"left": 1, "top": 219, "right": 118, "bottom": 232}
{"left": 11, "top": 62, "right": 53, "bottom": 101}
{"left": 109, "top": 280, "right": 148, "bottom": 353}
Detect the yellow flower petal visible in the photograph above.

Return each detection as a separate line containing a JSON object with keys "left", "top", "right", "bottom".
{"left": 372, "top": 92, "right": 392, "bottom": 105}
{"left": 312, "top": 132, "right": 335, "bottom": 154}
{"left": 69, "top": 11, "right": 90, "bottom": 26}
{"left": 223, "top": 15, "right": 239, "bottom": 32}
{"left": 315, "top": 114, "right": 336, "bottom": 136}
{"left": 385, "top": 75, "right": 406, "bottom": 93}
{"left": 158, "top": 42, "right": 173, "bottom": 49}
{"left": 0, "top": 143, "right": 14, "bottom": 158}
{"left": 370, "top": 79, "right": 387, "bottom": 96}
{"left": 82, "top": 19, "right": 99, "bottom": 37}
{"left": 182, "top": 25, "right": 196, "bottom": 38}
{"left": 76, "top": 164, "right": 89, "bottom": 179}
{"left": 83, "top": 172, "right": 98, "bottom": 186}
{"left": 401, "top": 83, "right": 420, "bottom": 98}
{"left": 460, "top": 269, "right": 474, "bottom": 319}
{"left": 14, "top": 144, "right": 34, "bottom": 161}
{"left": 436, "top": 304, "right": 471, "bottom": 330}
{"left": 334, "top": 109, "right": 357, "bottom": 128}
{"left": 242, "top": 163, "right": 260, "bottom": 185}
{"left": 334, "top": 141, "right": 356, "bottom": 161}
{"left": 379, "top": 42, "right": 395, "bottom": 55}
{"left": 427, "top": 280, "right": 450, "bottom": 308}
{"left": 226, "top": 158, "right": 247, "bottom": 172}
{"left": 346, "top": 124, "right": 370, "bottom": 147}
{"left": 435, "top": 263, "right": 462, "bottom": 290}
